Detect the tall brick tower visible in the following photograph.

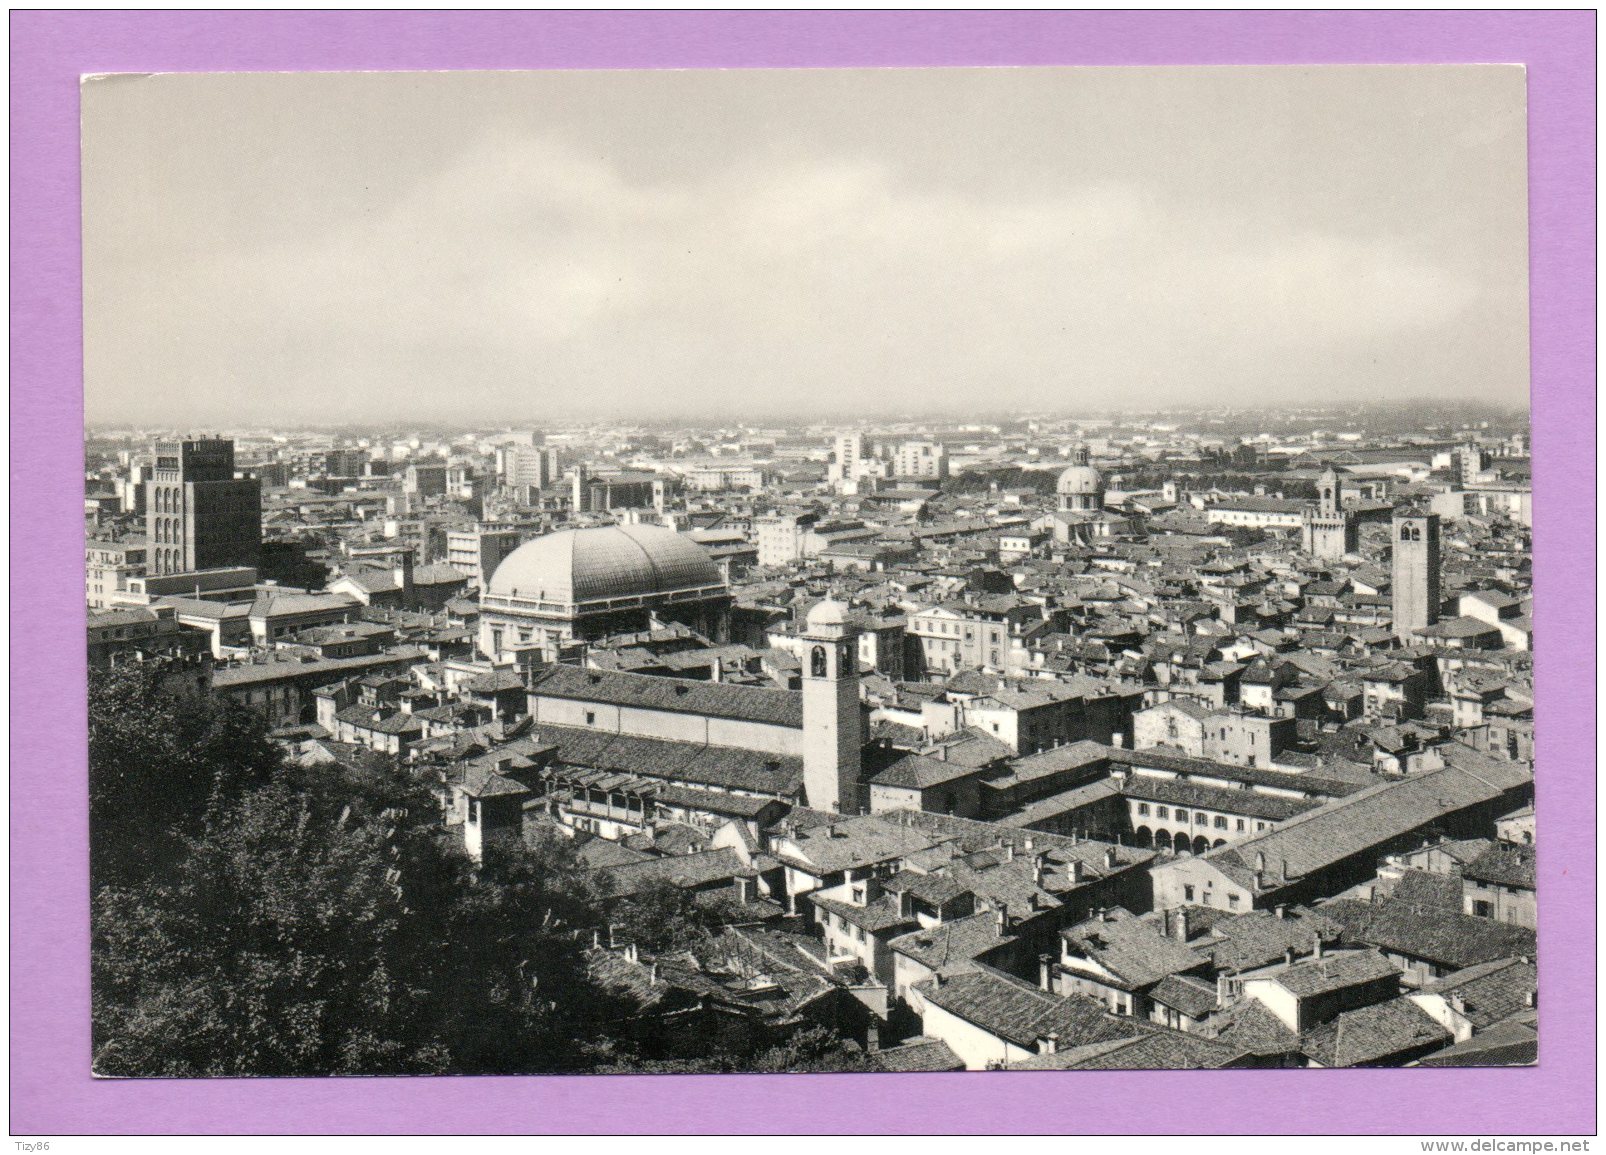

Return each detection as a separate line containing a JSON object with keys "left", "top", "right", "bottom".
{"left": 1391, "top": 510, "right": 1442, "bottom": 641}
{"left": 799, "top": 598, "right": 863, "bottom": 815}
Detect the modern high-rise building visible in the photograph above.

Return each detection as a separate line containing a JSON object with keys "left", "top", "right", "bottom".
{"left": 834, "top": 433, "right": 867, "bottom": 483}
{"left": 445, "top": 527, "right": 524, "bottom": 589}
{"left": 1391, "top": 510, "right": 1442, "bottom": 640}
{"left": 893, "top": 439, "right": 949, "bottom": 480}
{"left": 498, "top": 444, "right": 562, "bottom": 490}
{"left": 1451, "top": 444, "right": 1487, "bottom": 488}
{"left": 145, "top": 438, "right": 262, "bottom": 576}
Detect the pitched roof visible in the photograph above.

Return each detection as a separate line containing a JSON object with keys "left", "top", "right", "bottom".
{"left": 1323, "top": 898, "right": 1536, "bottom": 970}
{"left": 1302, "top": 997, "right": 1451, "bottom": 1067}
{"left": 811, "top": 894, "right": 918, "bottom": 936}
{"left": 1061, "top": 910, "right": 1208, "bottom": 991}
{"left": 1196, "top": 760, "right": 1531, "bottom": 892}
{"left": 1462, "top": 842, "right": 1537, "bottom": 890}
{"left": 1270, "top": 949, "right": 1398, "bottom": 998}
{"left": 1034, "top": 1030, "right": 1244, "bottom": 1070}
{"left": 870, "top": 1037, "right": 966, "bottom": 1073}
{"left": 774, "top": 815, "right": 936, "bottom": 875}
{"left": 534, "top": 724, "right": 803, "bottom": 797}
{"left": 1206, "top": 998, "right": 1303, "bottom": 1057}
{"left": 596, "top": 847, "right": 751, "bottom": 898}
{"left": 871, "top": 752, "right": 990, "bottom": 791}
{"left": 889, "top": 911, "right": 1010, "bottom": 971}
{"left": 918, "top": 969, "right": 1141, "bottom": 1051}
{"left": 1149, "top": 974, "right": 1220, "bottom": 1020}
{"left": 529, "top": 664, "right": 803, "bottom": 729}
{"left": 1388, "top": 869, "right": 1466, "bottom": 911}
{"left": 1417, "top": 957, "right": 1539, "bottom": 1030}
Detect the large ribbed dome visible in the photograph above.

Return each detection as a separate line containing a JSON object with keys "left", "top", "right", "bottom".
{"left": 1057, "top": 464, "right": 1103, "bottom": 495}
{"left": 487, "top": 524, "right": 724, "bottom": 605}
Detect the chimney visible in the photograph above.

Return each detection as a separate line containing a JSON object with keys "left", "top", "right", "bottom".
{"left": 1448, "top": 993, "right": 1466, "bottom": 1014}
{"left": 1003, "top": 842, "right": 1015, "bottom": 863}
{"left": 865, "top": 1022, "right": 880, "bottom": 1054}
{"left": 1524, "top": 990, "right": 1537, "bottom": 1009}
{"left": 1312, "top": 934, "right": 1325, "bottom": 959}
{"left": 625, "top": 941, "right": 638, "bottom": 963}
{"left": 1275, "top": 903, "right": 1288, "bottom": 921}
{"left": 1038, "top": 953, "right": 1053, "bottom": 991}
{"left": 591, "top": 929, "right": 601, "bottom": 949}
{"left": 1097, "top": 907, "right": 1108, "bottom": 923}
{"left": 1036, "top": 1033, "right": 1059, "bottom": 1056}
{"left": 1033, "top": 856, "right": 1045, "bottom": 887}
{"left": 1284, "top": 946, "right": 1296, "bottom": 967}
{"left": 1104, "top": 847, "right": 1119, "bottom": 869}
{"left": 1174, "top": 909, "right": 1189, "bottom": 941}
{"left": 1023, "top": 837, "right": 1034, "bottom": 851}
{"left": 647, "top": 961, "right": 658, "bottom": 985}
{"left": 1256, "top": 851, "right": 1267, "bottom": 873}
{"left": 1279, "top": 859, "right": 1289, "bottom": 883}
{"left": 1216, "top": 971, "right": 1231, "bottom": 1008}
{"left": 1068, "top": 858, "right": 1084, "bottom": 883}
{"left": 995, "top": 903, "right": 1009, "bottom": 932}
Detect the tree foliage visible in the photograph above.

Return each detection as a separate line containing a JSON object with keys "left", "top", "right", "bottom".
{"left": 89, "top": 677, "right": 866, "bottom": 1076}
{"left": 88, "top": 660, "right": 282, "bottom": 889}
{"left": 91, "top": 756, "right": 633, "bottom": 1076}
{"left": 602, "top": 878, "right": 723, "bottom": 955}
{"left": 596, "top": 1024, "right": 875, "bottom": 1075}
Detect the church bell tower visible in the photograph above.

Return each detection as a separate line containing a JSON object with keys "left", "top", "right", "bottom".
{"left": 800, "top": 599, "right": 863, "bottom": 815}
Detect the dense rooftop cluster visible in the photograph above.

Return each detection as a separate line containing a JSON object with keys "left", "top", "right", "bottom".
{"left": 84, "top": 406, "right": 1535, "bottom": 1070}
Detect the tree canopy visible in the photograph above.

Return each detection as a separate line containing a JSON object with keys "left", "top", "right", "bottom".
{"left": 89, "top": 671, "right": 858, "bottom": 1076}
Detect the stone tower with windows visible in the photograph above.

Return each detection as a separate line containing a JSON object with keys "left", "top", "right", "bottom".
{"left": 800, "top": 598, "right": 863, "bottom": 815}
{"left": 1391, "top": 510, "right": 1442, "bottom": 640}
{"left": 1302, "top": 467, "right": 1357, "bottom": 560}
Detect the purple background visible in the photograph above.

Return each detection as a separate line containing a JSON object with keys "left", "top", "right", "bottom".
{"left": 11, "top": 11, "right": 1595, "bottom": 1136}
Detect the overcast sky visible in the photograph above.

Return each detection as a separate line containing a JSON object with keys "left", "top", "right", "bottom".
{"left": 82, "top": 65, "right": 1529, "bottom": 427}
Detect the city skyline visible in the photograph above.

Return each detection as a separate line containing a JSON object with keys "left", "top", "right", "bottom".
{"left": 83, "top": 65, "right": 1528, "bottom": 427}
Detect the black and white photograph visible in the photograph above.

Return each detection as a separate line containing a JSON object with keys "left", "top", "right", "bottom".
{"left": 83, "top": 64, "right": 1537, "bottom": 1078}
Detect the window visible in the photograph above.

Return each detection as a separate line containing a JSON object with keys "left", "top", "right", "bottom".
{"left": 1214, "top": 816, "right": 1228, "bottom": 829}
{"left": 584, "top": 711, "right": 596, "bottom": 726}
{"left": 1156, "top": 806, "right": 1169, "bottom": 819}
{"left": 1236, "top": 819, "right": 1246, "bottom": 832}
{"left": 1472, "top": 900, "right": 1494, "bottom": 918}
{"left": 855, "top": 925, "right": 866, "bottom": 943}
{"left": 1196, "top": 813, "right": 1208, "bottom": 826}
{"left": 1256, "top": 821, "right": 1268, "bottom": 831}
{"left": 1228, "top": 893, "right": 1240, "bottom": 908}
{"left": 1183, "top": 885, "right": 1195, "bottom": 903}
{"left": 1174, "top": 809, "right": 1188, "bottom": 823}
{"left": 1136, "top": 803, "right": 1150, "bottom": 816}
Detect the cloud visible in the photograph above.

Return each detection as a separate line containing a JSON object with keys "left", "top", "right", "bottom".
{"left": 84, "top": 77, "right": 1527, "bottom": 426}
